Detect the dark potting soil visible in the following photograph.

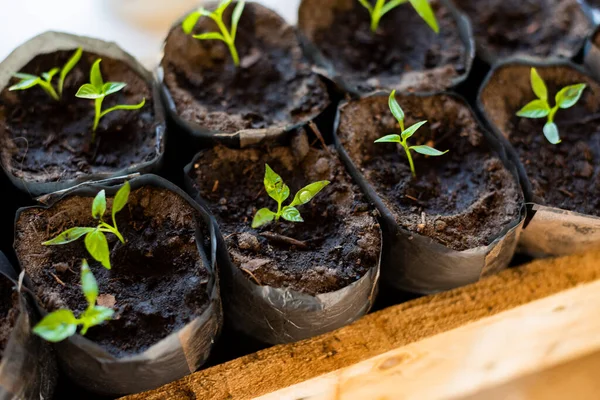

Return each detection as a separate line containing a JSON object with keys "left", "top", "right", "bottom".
{"left": 453, "top": 0, "right": 591, "bottom": 61}
{"left": 299, "top": 0, "right": 466, "bottom": 93}
{"left": 0, "top": 50, "right": 159, "bottom": 184}
{"left": 162, "top": 2, "right": 329, "bottom": 133}
{"left": 0, "top": 276, "right": 19, "bottom": 360}
{"left": 480, "top": 65, "right": 600, "bottom": 216}
{"left": 189, "top": 132, "right": 381, "bottom": 295}
{"left": 337, "top": 95, "right": 522, "bottom": 251}
{"left": 14, "top": 187, "right": 211, "bottom": 357}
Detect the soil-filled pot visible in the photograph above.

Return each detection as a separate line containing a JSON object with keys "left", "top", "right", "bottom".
{"left": 452, "top": 0, "right": 592, "bottom": 65}
{"left": 0, "top": 251, "right": 57, "bottom": 399}
{"left": 13, "top": 175, "right": 222, "bottom": 396}
{"left": 0, "top": 31, "right": 166, "bottom": 197}
{"left": 184, "top": 130, "right": 381, "bottom": 344}
{"left": 297, "top": 0, "right": 474, "bottom": 96}
{"left": 478, "top": 59, "right": 600, "bottom": 257}
{"left": 159, "top": 1, "right": 331, "bottom": 149}
{"left": 334, "top": 93, "right": 525, "bottom": 294}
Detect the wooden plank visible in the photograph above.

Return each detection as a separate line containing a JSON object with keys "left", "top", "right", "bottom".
{"left": 123, "top": 249, "right": 600, "bottom": 400}
{"left": 258, "top": 279, "right": 600, "bottom": 400}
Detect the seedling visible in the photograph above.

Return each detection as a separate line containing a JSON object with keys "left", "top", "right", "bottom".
{"left": 43, "top": 182, "right": 131, "bottom": 270}
{"left": 251, "top": 164, "right": 330, "bottom": 228}
{"left": 357, "top": 0, "right": 439, "bottom": 33}
{"left": 75, "top": 59, "right": 146, "bottom": 142}
{"left": 375, "top": 90, "right": 448, "bottom": 178}
{"left": 32, "top": 259, "right": 114, "bottom": 343}
{"left": 9, "top": 48, "right": 82, "bottom": 101}
{"left": 516, "top": 68, "right": 586, "bottom": 145}
{"left": 182, "top": 0, "right": 245, "bottom": 66}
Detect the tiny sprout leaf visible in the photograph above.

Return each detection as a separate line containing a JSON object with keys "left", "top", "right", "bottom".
{"left": 530, "top": 68, "right": 547, "bottom": 101}
{"left": 59, "top": 47, "right": 82, "bottom": 96}
{"left": 290, "top": 181, "right": 331, "bottom": 207}
{"left": 410, "top": 145, "right": 448, "bottom": 156}
{"left": 281, "top": 206, "right": 303, "bottom": 223}
{"left": 216, "top": 0, "right": 233, "bottom": 14}
{"left": 90, "top": 59, "right": 104, "bottom": 89}
{"left": 41, "top": 68, "right": 60, "bottom": 83}
{"left": 388, "top": 90, "right": 404, "bottom": 123}
{"left": 264, "top": 164, "right": 290, "bottom": 203}
{"left": 516, "top": 99, "right": 550, "bottom": 119}
{"left": 113, "top": 181, "right": 131, "bottom": 217}
{"left": 381, "top": 0, "right": 410, "bottom": 17}
{"left": 409, "top": 0, "right": 439, "bottom": 33}
{"left": 85, "top": 230, "right": 111, "bottom": 270}
{"left": 92, "top": 190, "right": 107, "bottom": 219}
{"left": 192, "top": 32, "right": 227, "bottom": 41}
{"left": 80, "top": 306, "right": 114, "bottom": 335}
{"left": 252, "top": 208, "right": 276, "bottom": 228}
{"left": 80, "top": 259, "right": 98, "bottom": 307}
{"left": 182, "top": 11, "right": 201, "bottom": 34}
{"left": 401, "top": 120, "right": 428, "bottom": 140}
{"left": 357, "top": 0, "right": 374, "bottom": 12}
{"left": 75, "top": 83, "right": 103, "bottom": 99}
{"left": 543, "top": 121, "right": 561, "bottom": 144}
{"left": 32, "top": 310, "right": 78, "bottom": 343}
{"left": 43, "top": 227, "right": 95, "bottom": 245}
{"left": 13, "top": 72, "right": 38, "bottom": 80}
{"left": 231, "top": 0, "right": 245, "bottom": 40}
{"left": 555, "top": 84, "right": 586, "bottom": 109}
{"left": 102, "top": 82, "right": 126, "bottom": 96}
{"left": 374, "top": 134, "right": 401, "bottom": 143}
{"left": 9, "top": 75, "right": 40, "bottom": 91}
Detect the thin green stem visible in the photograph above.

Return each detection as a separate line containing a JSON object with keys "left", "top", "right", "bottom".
{"left": 402, "top": 141, "right": 416, "bottom": 178}
{"left": 39, "top": 81, "right": 59, "bottom": 101}
{"left": 99, "top": 222, "right": 124, "bottom": 243}
{"left": 215, "top": 17, "right": 240, "bottom": 66}
{"left": 92, "top": 97, "right": 103, "bottom": 142}
{"left": 548, "top": 106, "right": 558, "bottom": 123}
{"left": 275, "top": 200, "right": 282, "bottom": 221}
{"left": 371, "top": 0, "right": 385, "bottom": 31}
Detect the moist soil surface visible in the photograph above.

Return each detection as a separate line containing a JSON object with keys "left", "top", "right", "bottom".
{"left": 162, "top": 2, "right": 329, "bottom": 133}
{"left": 480, "top": 65, "right": 600, "bottom": 215}
{"left": 0, "top": 276, "right": 19, "bottom": 361}
{"left": 299, "top": 0, "right": 467, "bottom": 93}
{"left": 15, "top": 187, "right": 211, "bottom": 357}
{"left": 188, "top": 132, "right": 381, "bottom": 295}
{"left": 0, "top": 50, "right": 159, "bottom": 184}
{"left": 453, "top": 0, "right": 591, "bottom": 61}
{"left": 337, "top": 95, "right": 522, "bottom": 251}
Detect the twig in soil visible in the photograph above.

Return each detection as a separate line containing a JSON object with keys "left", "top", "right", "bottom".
{"left": 405, "top": 194, "right": 419, "bottom": 202}
{"left": 223, "top": 232, "right": 241, "bottom": 240}
{"left": 253, "top": 188, "right": 264, "bottom": 201}
{"left": 309, "top": 121, "right": 332, "bottom": 154}
{"left": 212, "top": 180, "right": 219, "bottom": 193}
{"left": 50, "top": 273, "right": 66, "bottom": 286}
{"left": 559, "top": 188, "right": 575, "bottom": 198}
{"left": 260, "top": 232, "right": 308, "bottom": 249}
{"left": 240, "top": 267, "right": 262, "bottom": 285}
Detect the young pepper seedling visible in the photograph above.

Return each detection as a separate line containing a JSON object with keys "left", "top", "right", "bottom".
{"left": 75, "top": 59, "right": 146, "bottom": 142}
{"left": 357, "top": 0, "right": 439, "bottom": 33}
{"left": 375, "top": 90, "right": 448, "bottom": 178}
{"left": 32, "top": 259, "right": 115, "bottom": 343}
{"left": 9, "top": 47, "right": 82, "bottom": 101}
{"left": 182, "top": 0, "right": 246, "bottom": 66}
{"left": 251, "top": 164, "right": 330, "bottom": 228}
{"left": 516, "top": 67, "right": 586, "bottom": 145}
{"left": 43, "top": 182, "right": 131, "bottom": 270}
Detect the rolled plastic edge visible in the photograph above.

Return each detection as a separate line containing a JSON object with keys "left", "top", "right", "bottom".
{"left": 0, "top": 31, "right": 166, "bottom": 197}
{"left": 296, "top": 0, "right": 475, "bottom": 97}
{"left": 183, "top": 148, "right": 382, "bottom": 345}
{"left": 13, "top": 174, "right": 223, "bottom": 396}
{"left": 333, "top": 91, "right": 526, "bottom": 294}
{"left": 0, "top": 251, "right": 57, "bottom": 400}
{"left": 579, "top": 0, "right": 600, "bottom": 26}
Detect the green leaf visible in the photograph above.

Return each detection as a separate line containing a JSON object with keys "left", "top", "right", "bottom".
{"left": 231, "top": 0, "right": 245, "bottom": 40}
{"left": 530, "top": 68, "right": 547, "bottom": 101}
{"left": 401, "top": 120, "right": 427, "bottom": 140}
{"left": 192, "top": 32, "right": 227, "bottom": 41}
{"left": 357, "top": 0, "right": 374, "bottom": 12}
{"left": 289, "top": 181, "right": 331, "bottom": 207}
{"left": 32, "top": 309, "right": 78, "bottom": 343}
{"left": 42, "top": 227, "right": 96, "bottom": 245}
{"left": 80, "top": 306, "right": 114, "bottom": 335}
{"left": 216, "top": 0, "right": 233, "bottom": 15}
{"left": 555, "top": 84, "right": 586, "bottom": 109}
{"left": 409, "top": 0, "right": 439, "bottom": 33}
{"left": 374, "top": 134, "right": 401, "bottom": 143}
{"left": 410, "top": 145, "right": 448, "bottom": 156}
{"left": 75, "top": 83, "right": 103, "bottom": 99}
{"left": 90, "top": 59, "right": 104, "bottom": 90}
{"left": 13, "top": 72, "right": 38, "bottom": 80}
{"left": 388, "top": 90, "right": 404, "bottom": 124}
{"left": 102, "top": 82, "right": 126, "bottom": 96}
{"left": 182, "top": 11, "right": 201, "bottom": 34}
{"left": 85, "top": 230, "right": 111, "bottom": 270}
{"left": 9, "top": 74, "right": 40, "bottom": 91}
{"left": 113, "top": 181, "right": 130, "bottom": 218}
{"left": 281, "top": 206, "right": 303, "bottom": 223}
{"left": 41, "top": 68, "right": 60, "bottom": 83}
{"left": 99, "top": 98, "right": 145, "bottom": 118}
{"left": 516, "top": 99, "right": 550, "bottom": 119}
{"left": 251, "top": 208, "right": 276, "bottom": 228}
{"left": 59, "top": 47, "right": 82, "bottom": 96}
{"left": 381, "top": 0, "right": 410, "bottom": 16}
{"left": 80, "top": 259, "right": 98, "bottom": 307}
{"left": 92, "top": 190, "right": 107, "bottom": 219}
{"left": 543, "top": 121, "right": 561, "bottom": 144}
{"left": 264, "top": 164, "right": 290, "bottom": 204}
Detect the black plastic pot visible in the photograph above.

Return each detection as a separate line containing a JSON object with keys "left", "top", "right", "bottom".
{"left": 297, "top": 0, "right": 475, "bottom": 97}
{"left": 0, "top": 251, "right": 57, "bottom": 400}
{"left": 183, "top": 132, "right": 382, "bottom": 344}
{"left": 0, "top": 31, "right": 166, "bottom": 197}
{"left": 333, "top": 92, "right": 526, "bottom": 294}
{"left": 13, "top": 175, "right": 222, "bottom": 396}
{"left": 478, "top": 57, "right": 600, "bottom": 257}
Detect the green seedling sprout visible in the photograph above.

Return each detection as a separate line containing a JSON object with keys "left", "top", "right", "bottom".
{"left": 182, "top": 0, "right": 246, "bottom": 66}
{"left": 75, "top": 59, "right": 146, "bottom": 142}
{"left": 32, "top": 259, "right": 114, "bottom": 343}
{"left": 375, "top": 90, "right": 448, "bottom": 178}
{"left": 357, "top": 0, "right": 439, "bottom": 33}
{"left": 516, "top": 67, "right": 586, "bottom": 145}
{"left": 251, "top": 164, "right": 330, "bottom": 228}
{"left": 9, "top": 48, "right": 82, "bottom": 101}
{"left": 43, "top": 182, "right": 131, "bottom": 270}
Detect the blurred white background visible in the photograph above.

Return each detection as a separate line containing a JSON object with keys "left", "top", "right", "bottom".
{"left": 0, "top": 0, "right": 300, "bottom": 68}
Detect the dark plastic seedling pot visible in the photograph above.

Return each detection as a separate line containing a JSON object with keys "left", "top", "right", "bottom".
{"left": 13, "top": 175, "right": 222, "bottom": 396}
{"left": 0, "top": 31, "right": 166, "bottom": 198}
{"left": 333, "top": 92, "right": 526, "bottom": 294}
{"left": 297, "top": 0, "right": 475, "bottom": 97}
{"left": 478, "top": 57, "right": 600, "bottom": 257}
{"left": 0, "top": 251, "right": 57, "bottom": 400}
